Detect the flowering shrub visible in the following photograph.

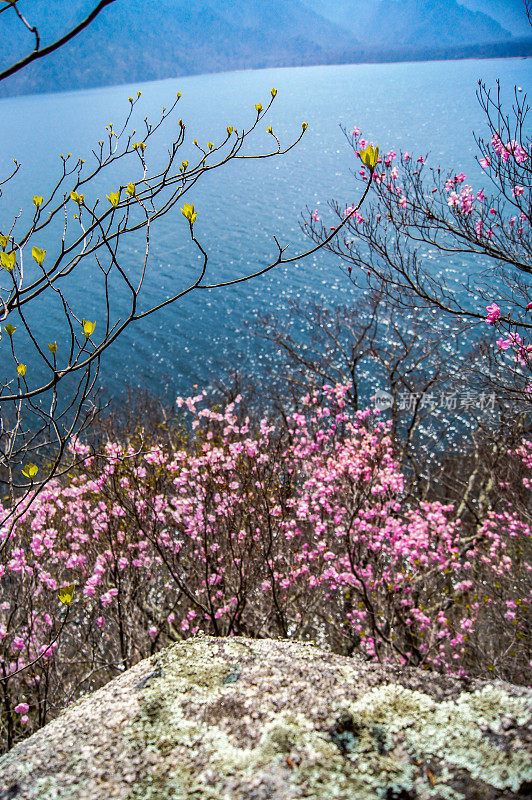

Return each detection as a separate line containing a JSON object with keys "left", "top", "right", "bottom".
{"left": 0, "top": 385, "right": 530, "bottom": 749}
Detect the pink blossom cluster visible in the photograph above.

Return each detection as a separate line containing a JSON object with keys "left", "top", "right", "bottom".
{"left": 0, "top": 384, "right": 530, "bottom": 746}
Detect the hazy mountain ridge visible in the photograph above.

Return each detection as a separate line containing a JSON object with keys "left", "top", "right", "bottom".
{"left": 459, "top": 0, "right": 531, "bottom": 36}
{"left": 300, "top": 0, "right": 512, "bottom": 44}
{"left": 0, "top": 0, "right": 530, "bottom": 97}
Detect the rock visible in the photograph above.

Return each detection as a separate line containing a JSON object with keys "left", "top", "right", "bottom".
{"left": 0, "top": 637, "right": 530, "bottom": 799}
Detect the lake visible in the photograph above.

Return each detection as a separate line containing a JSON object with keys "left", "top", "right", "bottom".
{"left": 0, "top": 58, "right": 530, "bottom": 402}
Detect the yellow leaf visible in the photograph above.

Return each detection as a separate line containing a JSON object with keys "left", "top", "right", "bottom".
{"left": 126, "top": 182, "right": 136, "bottom": 197}
{"left": 17, "top": 363, "right": 27, "bottom": 377}
{"left": 33, "top": 195, "right": 43, "bottom": 208}
{"left": 107, "top": 191, "right": 120, "bottom": 208}
{"left": 82, "top": 319, "right": 96, "bottom": 338}
{"left": 48, "top": 341, "right": 58, "bottom": 354}
{"left": 1, "top": 251, "right": 16, "bottom": 272}
{"left": 360, "top": 144, "right": 380, "bottom": 170}
{"left": 0, "top": 234, "right": 8, "bottom": 249}
{"left": 32, "top": 247, "right": 46, "bottom": 267}
{"left": 70, "top": 191, "right": 84, "bottom": 205}
{"left": 4, "top": 323, "right": 16, "bottom": 336}
{"left": 181, "top": 203, "right": 197, "bottom": 225}
{"left": 22, "top": 463, "right": 38, "bottom": 479}
{"left": 59, "top": 584, "right": 76, "bottom": 606}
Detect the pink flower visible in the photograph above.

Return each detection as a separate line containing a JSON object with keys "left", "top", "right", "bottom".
{"left": 497, "top": 337, "right": 510, "bottom": 350}
{"left": 20, "top": 715, "right": 29, "bottom": 726}
{"left": 486, "top": 303, "right": 501, "bottom": 325}
{"left": 512, "top": 185, "right": 524, "bottom": 197}
{"left": 148, "top": 626, "right": 158, "bottom": 638}
{"left": 12, "top": 636, "right": 25, "bottom": 651}
{"left": 14, "top": 702, "right": 29, "bottom": 714}
{"left": 100, "top": 588, "right": 118, "bottom": 606}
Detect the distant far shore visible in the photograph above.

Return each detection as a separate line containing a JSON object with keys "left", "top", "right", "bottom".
{"left": 0, "top": 37, "right": 530, "bottom": 100}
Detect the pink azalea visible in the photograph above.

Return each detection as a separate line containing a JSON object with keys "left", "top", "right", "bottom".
{"left": 485, "top": 303, "right": 501, "bottom": 325}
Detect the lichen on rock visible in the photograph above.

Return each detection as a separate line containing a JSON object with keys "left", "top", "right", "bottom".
{"left": 0, "top": 636, "right": 530, "bottom": 800}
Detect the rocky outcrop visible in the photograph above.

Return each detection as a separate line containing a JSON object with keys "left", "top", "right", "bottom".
{"left": 1, "top": 637, "right": 531, "bottom": 799}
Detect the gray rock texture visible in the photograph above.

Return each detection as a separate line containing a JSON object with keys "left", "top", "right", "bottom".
{"left": 0, "top": 636, "right": 531, "bottom": 799}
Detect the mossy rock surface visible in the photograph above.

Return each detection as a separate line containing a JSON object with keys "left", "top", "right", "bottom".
{"left": 1, "top": 637, "right": 531, "bottom": 799}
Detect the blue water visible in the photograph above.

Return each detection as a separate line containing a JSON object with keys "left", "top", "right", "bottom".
{"left": 0, "top": 59, "right": 530, "bottom": 400}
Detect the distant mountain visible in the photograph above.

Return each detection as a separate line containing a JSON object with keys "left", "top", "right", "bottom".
{"left": 0, "top": 0, "right": 359, "bottom": 96}
{"left": 300, "top": 0, "right": 511, "bottom": 45}
{"left": 459, "top": 0, "right": 531, "bottom": 37}
{"left": 0, "top": 0, "right": 529, "bottom": 97}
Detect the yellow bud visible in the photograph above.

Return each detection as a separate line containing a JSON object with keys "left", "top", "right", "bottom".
{"left": 177, "top": 92, "right": 182, "bottom": 99}
{"left": 0, "top": 251, "right": 16, "bottom": 272}
{"left": 107, "top": 190, "right": 120, "bottom": 208}
{"left": 126, "top": 182, "right": 136, "bottom": 197}
{"left": 137, "top": 90, "right": 141, "bottom": 97}
{"left": 4, "top": 323, "right": 16, "bottom": 336}
{"left": 271, "top": 88, "right": 277, "bottom": 97}
{"left": 302, "top": 122, "right": 308, "bottom": 131}
{"left": 59, "top": 584, "right": 76, "bottom": 606}
{"left": 82, "top": 319, "right": 96, "bottom": 338}
{"left": 70, "top": 191, "right": 84, "bottom": 205}
{"left": 227, "top": 126, "right": 233, "bottom": 135}
{"left": 17, "top": 363, "right": 27, "bottom": 377}
{"left": 360, "top": 144, "right": 380, "bottom": 170}
{"left": 22, "top": 463, "right": 38, "bottom": 479}
{"left": 33, "top": 195, "right": 43, "bottom": 208}
{"left": 181, "top": 203, "right": 197, "bottom": 225}
{"left": 48, "top": 341, "right": 58, "bottom": 354}
{"left": 0, "top": 234, "right": 8, "bottom": 249}
{"left": 181, "top": 160, "right": 189, "bottom": 170}
{"left": 267, "top": 126, "right": 273, "bottom": 134}
{"left": 208, "top": 142, "right": 213, "bottom": 150}
{"left": 31, "top": 247, "right": 46, "bottom": 267}
{"left": 255, "top": 103, "right": 263, "bottom": 113}
{"left": 129, "top": 96, "right": 133, "bottom": 103}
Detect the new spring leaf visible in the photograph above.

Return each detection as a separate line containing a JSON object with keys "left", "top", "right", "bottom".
{"left": 59, "top": 584, "right": 76, "bottom": 606}
{"left": 107, "top": 190, "right": 120, "bottom": 208}
{"left": 1, "top": 251, "right": 16, "bottom": 272}
{"left": 181, "top": 203, "right": 197, "bottom": 224}
{"left": 360, "top": 144, "right": 380, "bottom": 170}
{"left": 82, "top": 319, "right": 96, "bottom": 338}
{"left": 32, "top": 247, "right": 46, "bottom": 267}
